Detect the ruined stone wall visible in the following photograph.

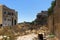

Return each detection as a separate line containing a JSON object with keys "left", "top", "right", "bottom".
{"left": 53, "top": 5, "right": 60, "bottom": 39}
{"left": 48, "top": 12, "right": 60, "bottom": 39}
{"left": 48, "top": 15, "right": 54, "bottom": 33}
{"left": 48, "top": 0, "right": 60, "bottom": 39}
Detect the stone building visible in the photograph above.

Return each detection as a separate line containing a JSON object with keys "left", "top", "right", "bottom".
{"left": 0, "top": 4, "right": 17, "bottom": 26}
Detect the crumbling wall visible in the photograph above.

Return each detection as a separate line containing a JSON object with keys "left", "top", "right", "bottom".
{"left": 48, "top": 0, "right": 60, "bottom": 39}
{"left": 48, "top": 15, "right": 54, "bottom": 33}
{"left": 53, "top": 5, "right": 60, "bottom": 39}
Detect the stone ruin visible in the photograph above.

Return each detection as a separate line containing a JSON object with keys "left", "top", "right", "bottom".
{"left": 48, "top": 0, "right": 60, "bottom": 39}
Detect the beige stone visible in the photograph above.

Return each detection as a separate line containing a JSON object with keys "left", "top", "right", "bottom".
{"left": 0, "top": 5, "right": 17, "bottom": 26}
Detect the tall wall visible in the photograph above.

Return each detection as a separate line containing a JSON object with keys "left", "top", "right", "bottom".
{"left": 0, "top": 5, "right": 3, "bottom": 25}
{"left": 48, "top": 15, "right": 54, "bottom": 33}
{"left": 48, "top": 0, "right": 60, "bottom": 39}
{"left": 53, "top": 0, "right": 60, "bottom": 39}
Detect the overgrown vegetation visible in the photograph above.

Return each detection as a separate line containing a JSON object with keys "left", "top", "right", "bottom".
{"left": 48, "top": 0, "right": 56, "bottom": 16}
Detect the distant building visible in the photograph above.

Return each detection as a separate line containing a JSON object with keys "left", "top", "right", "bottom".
{"left": 34, "top": 11, "right": 48, "bottom": 25}
{"left": 0, "top": 4, "right": 17, "bottom": 26}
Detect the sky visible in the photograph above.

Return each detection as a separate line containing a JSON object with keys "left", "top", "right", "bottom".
{"left": 0, "top": 0, "right": 53, "bottom": 23}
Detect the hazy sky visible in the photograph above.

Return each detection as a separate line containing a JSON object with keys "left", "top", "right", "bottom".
{"left": 0, "top": 0, "right": 53, "bottom": 23}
